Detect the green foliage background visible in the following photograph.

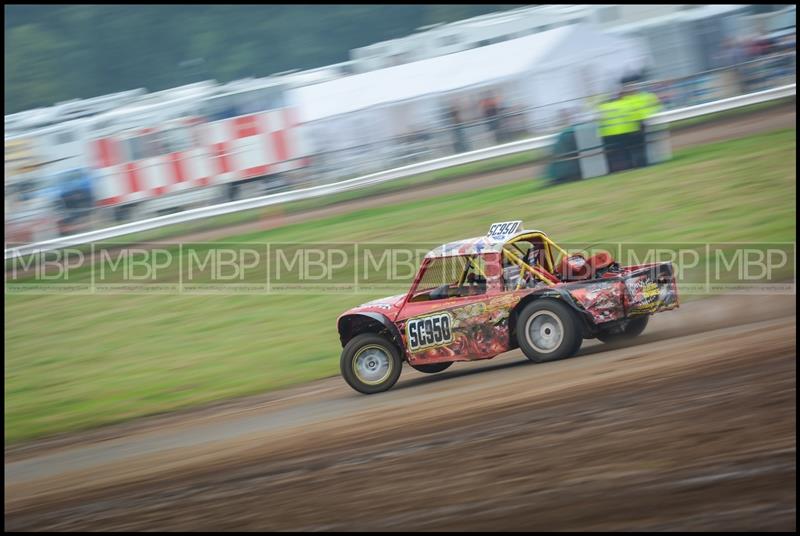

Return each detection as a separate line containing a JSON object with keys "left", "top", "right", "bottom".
{"left": 5, "top": 4, "right": 524, "bottom": 113}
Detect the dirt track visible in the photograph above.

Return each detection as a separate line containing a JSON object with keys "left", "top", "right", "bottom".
{"left": 5, "top": 293, "right": 796, "bottom": 531}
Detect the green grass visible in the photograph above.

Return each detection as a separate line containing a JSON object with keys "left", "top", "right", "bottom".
{"left": 4, "top": 128, "right": 796, "bottom": 444}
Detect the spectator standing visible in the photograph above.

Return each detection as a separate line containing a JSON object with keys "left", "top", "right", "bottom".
{"left": 448, "top": 105, "right": 468, "bottom": 154}
{"left": 622, "top": 80, "right": 662, "bottom": 168}
{"left": 724, "top": 38, "right": 748, "bottom": 94}
{"left": 598, "top": 82, "right": 638, "bottom": 172}
{"left": 480, "top": 91, "right": 501, "bottom": 144}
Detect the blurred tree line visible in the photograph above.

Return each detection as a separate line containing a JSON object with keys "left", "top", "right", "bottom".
{"left": 5, "top": 4, "right": 524, "bottom": 113}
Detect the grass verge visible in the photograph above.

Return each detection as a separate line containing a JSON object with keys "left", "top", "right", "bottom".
{"left": 4, "top": 128, "right": 796, "bottom": 444}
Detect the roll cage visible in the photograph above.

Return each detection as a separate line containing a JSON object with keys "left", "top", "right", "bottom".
{"left": 406, "top": 231, "right": 574, "bottom": 303}
{"left": 502, "top": 231, "right": 570, "bottom": 288}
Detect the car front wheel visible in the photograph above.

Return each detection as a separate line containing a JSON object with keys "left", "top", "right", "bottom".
{"left": 340, "top": 333, "right": 403, "bottom": 394}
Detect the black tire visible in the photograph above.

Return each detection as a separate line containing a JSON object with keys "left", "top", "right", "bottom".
{"left": 597, "top": 315, "right": 649, "bottom": 344}
{"left": 516, "top": 299, "right": 583, "bottom": 363}
{"left": 340, "top": 333, "right": 403, "bottom": 394}
{"left": 409, "top": 362, "right": 453, "bottom": 374}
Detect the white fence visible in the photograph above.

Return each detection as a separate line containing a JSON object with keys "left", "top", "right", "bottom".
{"left": 4, "top": 83, "right": 795, "bottom": 261}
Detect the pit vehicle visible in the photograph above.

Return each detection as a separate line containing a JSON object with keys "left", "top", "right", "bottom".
{"left": 338, "top": 221, "right": 679, "bottom": 394}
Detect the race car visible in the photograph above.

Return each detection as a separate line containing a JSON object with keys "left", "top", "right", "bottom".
{"left": 337, "top": 220, "right": 679, "bottom": 394}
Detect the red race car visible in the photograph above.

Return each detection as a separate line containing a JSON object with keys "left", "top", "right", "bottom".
{"left": 338, "top": 221, "right": 679, "bottom": 394}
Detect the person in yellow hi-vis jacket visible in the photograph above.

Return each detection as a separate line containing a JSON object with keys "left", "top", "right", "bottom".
{"left": 598, "top": 86, "right": 639, "bottom": 172}
{"left": 622, "top": 82, "right": 663, "bottom": 168}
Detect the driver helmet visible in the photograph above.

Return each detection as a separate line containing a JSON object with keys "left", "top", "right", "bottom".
{"left": 525, "top": 246, "right": 541, "bottom": 266}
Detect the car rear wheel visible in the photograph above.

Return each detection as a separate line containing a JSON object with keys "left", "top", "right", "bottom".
{"left": 517, "top": 299, "right": 582, "bottom": 363}
{"left": 340, "top": 333, "right": 403, "bottom": 394}
{"left": 409, "top": 362, "right": 453, "bottom": 374}
{"left": 597, "top": 315, "right": 649, "bottom": 344}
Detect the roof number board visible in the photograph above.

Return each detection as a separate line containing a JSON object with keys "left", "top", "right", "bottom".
{"left": 487, "top": 220, "right": 522, "bottom": 240}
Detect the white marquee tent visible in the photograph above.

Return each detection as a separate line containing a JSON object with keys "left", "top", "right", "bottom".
{"left": 289, "top": 23, "right": 649, "bottom": 176}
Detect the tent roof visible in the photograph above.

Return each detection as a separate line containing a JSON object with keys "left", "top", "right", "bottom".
{"left": 293, "top": 24, "right": 639, "bottom": 123}
{"left": 608, "top": 4, "right": 750, "bottom": 35}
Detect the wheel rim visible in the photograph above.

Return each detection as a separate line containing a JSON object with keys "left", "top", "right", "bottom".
{"left": 525, "top": 311, "right": 564, "bottom": 353}
{"left": 353, "top": 345, "right": 392, "bottom": 385}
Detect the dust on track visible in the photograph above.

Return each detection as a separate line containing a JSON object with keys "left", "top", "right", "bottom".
{"left": 5, "top": 294, "right": 796, "bottom": 531}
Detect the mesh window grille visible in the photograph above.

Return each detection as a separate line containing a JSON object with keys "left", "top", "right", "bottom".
{"left": 415, "top": 256, "right": 469, "bottom": 292}
{"left": 414, "top": 255, "right": 490, "bottom": 294}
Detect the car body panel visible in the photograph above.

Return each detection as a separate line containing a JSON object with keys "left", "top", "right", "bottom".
{"left": 338, "top": 225, "right": 680, "bottom": 366}
{"left": 397, "top": 291, "right": 523, "bottom": 364}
